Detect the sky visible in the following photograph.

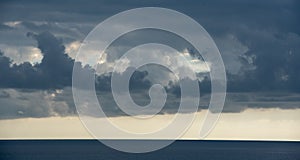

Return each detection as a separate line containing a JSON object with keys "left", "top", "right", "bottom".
{"left": 0, "top": 0, "right": 299, "bottom": 140}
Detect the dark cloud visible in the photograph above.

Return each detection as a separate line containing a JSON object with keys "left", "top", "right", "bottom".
{"left": 20, "top": 21, "right": 84, "bottom": 41}
{"left": 0, "top": 88, "right": 76, "bottom": 119}
{"left": 0, "top": 24, "right": 12, "bottom": 30}
{"left": 1, "top": 0, "right": 298, "bottom": 35}
{"left": 28, "top": 31, "right": 74, "bottom": 88}
{"left": 2, "top": 0, "right": 296, "bottom": 93}
{"left": 227, "top": 30, "right": 300, "bottom": 92}
{"left": 0, "top": 1, "right": 300, "bottom": 119}
{"left": 1, "top": 87, "right": 300, "bottom": 119}
{"left": 0, "top": 31, "right": 166, "bottom": 90}
{"left": 104, "top": 28, "right": 199, "bottom": 61}
{"left": 0, "top": 32, "right": 74, "bottom": 89}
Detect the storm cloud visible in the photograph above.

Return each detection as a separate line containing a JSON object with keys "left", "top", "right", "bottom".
{"left": 0, "top": 0, "right": 300, "bottom": 118}
{"left": 0, "top": 32, "right": 74, "bottom": 89}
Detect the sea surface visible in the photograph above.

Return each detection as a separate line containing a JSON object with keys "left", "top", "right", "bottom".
{"left": 0, "top": 140, "right": 299, "bottom": 160}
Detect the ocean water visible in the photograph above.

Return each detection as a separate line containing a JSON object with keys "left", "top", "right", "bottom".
{"left": 0, "top": 140, "right": 299, "bottom": 160}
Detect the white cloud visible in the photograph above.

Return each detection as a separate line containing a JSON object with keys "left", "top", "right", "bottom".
{"left": 65, "top": 41, "right": 81, "bottom": 59}
{"left": 0, "top": 44, "right": 42, "bottom": 65}
{"left": 93, "top": 44, "right": 210, "bottom": 84}
{"left": 3, "top": 21, "right": 22, "bottom": 28}
{"left": 176, "top": 48, "right": 210, "bottom": 73}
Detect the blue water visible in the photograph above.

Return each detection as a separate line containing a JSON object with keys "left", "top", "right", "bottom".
{"left": 0, "top": 140, "right": 299, "bottom": 160}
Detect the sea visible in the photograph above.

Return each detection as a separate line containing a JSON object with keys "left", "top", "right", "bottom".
{"left": 0, "top": 140, "right": 299, "bottom": 160}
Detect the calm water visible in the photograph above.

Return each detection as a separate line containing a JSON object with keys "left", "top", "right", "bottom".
{"left": 0, "top": 140, "right": 299, "bottom": 160}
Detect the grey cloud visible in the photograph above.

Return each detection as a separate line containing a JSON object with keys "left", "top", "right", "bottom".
{"left": 1, "top": 1, "right": 299, "bottom": 89}
{"left": 21, "top": 21, "right": 85, "bottom": 42}
{"left": 0, "top": 24, "right": 13, "bottom": 31}
{"left": 0, "top": 1, "right": 300, "bottom": 119}
{"left": 221, "top": 92, "right": 300, "bottom": 113}
{"left": 2, "top": 88, "right": 300, "bottom": 119}
{"left": 0, "top": 90, "right": 10, "bottom": 98}
{"left": 0, "top": 32, "right": 74, "bottom": 89}
{"left": 0, "top": 88, "right": 75, "bottom": 119}
{"left": 227, "top": 29, "right": 300, "bottom": 92}
{"left": 194, "top": 92, "right": 300, "bottom": 113}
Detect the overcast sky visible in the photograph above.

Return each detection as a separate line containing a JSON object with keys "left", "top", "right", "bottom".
{"left": 0, "top": 0, "right": 299, "bottom": 140}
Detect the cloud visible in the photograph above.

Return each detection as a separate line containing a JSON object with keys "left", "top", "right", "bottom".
{"left": 214, "top": 34, "right": 249, "bottom": 74}
{"left": 0, "top": 32, "right": 74, "bottom": 89}
{"left": 0, "top": 88, "right": 75, "bottom": 119}
{"left": 0, "top": 28, "right": 298, "bottom": 118}
{"left": 227, "top": 29, "right": 300, "bottom": 92}
{"left": 0, "top": 90, "right": 10, "bottom": 98}
{"left": 0, "top": 1, "right": 300, "bottom": 119}
{"left": 65, "top": 41, "right": 81, "bottom": 59}
{"left": 1, "top": 87, "right": 300, "bottom": 119}
{"left": 0, "top": 44, "right": 42, "bottom": 64}
{"left": 221, "top": 92, "right": 300, "bottom": 113}
{"left": 0, "top": 24, "right": 13, "bottom": 30}
{"left": 1, "top": 0, "right": 298, "bottom": 85}
{"left": 20, "top": 21, "right": 84, "bottom": 40}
